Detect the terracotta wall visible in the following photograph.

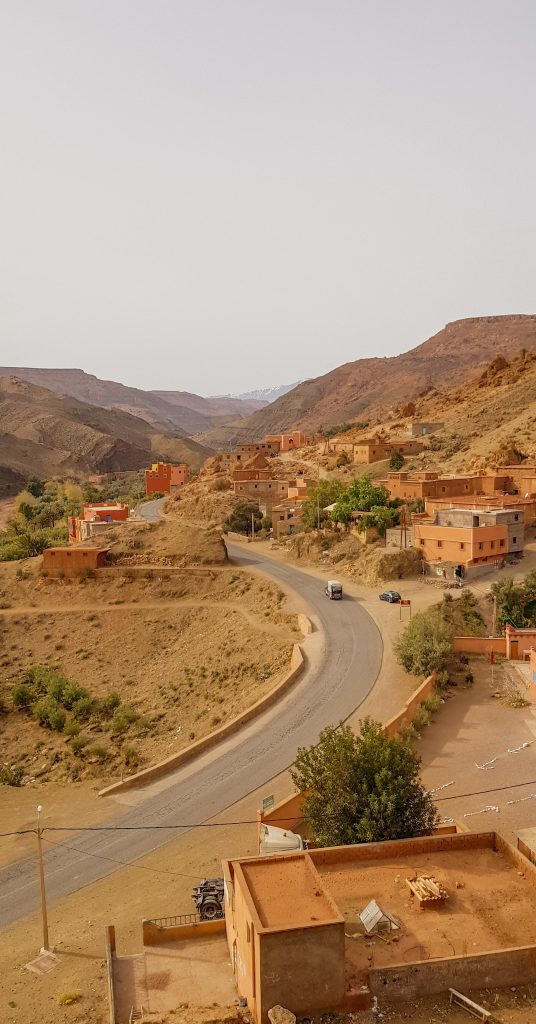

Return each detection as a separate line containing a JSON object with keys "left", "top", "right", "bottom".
{"left": 142, "top": 918, "right": 224, "bottom": 946}
{"left": 413, "top": 521, "right": 508, "bottom": 567}
{"left": 43, "top": 547, "right": 108, "bottom": 575}
{"left": 369, "top": 945, "right": 536, "bottom": 1001}
{"left": 383, "top": 673, "right": 436, "bottom": 738}
{"left": 257, "top": 924, "right": 345, "bottom": 1022}
{"left": 309, "top": 831, "right": 495, "bottom": 869}
{"left": 453, "top": 636, "right": 507, "bottom": 656}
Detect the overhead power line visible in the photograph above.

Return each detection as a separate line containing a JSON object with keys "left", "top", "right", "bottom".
{"left": 3, "top": 775, "right": 536, "bottom": 841}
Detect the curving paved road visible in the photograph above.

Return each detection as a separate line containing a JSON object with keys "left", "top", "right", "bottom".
{"left": 0, "top": 522, "right": 382, "bottom": 929}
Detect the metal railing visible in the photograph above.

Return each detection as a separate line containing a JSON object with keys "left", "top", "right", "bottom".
{"left": 145, "top": 911, "right": 201, "bottom": 929}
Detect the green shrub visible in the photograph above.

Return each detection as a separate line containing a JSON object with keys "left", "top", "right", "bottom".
{"left": 71, "top": 696, "right": 94, "bottom": 721}
{"left": 69, "top": 736, "right": 86, "bottom": 755}
{"left": 123, "top": 745, "right": 142, "bottom": 768}
{"left": 63, "top": 719, "right": 80, "bottom": 738}
{"left": 422, "top": 694, "right": 441, "bottom": 715}
{"left": 0, "top": 765, "right": 24, "bottom": 786}
{"left": 62, "top": 680, "right": 89, "bottom": 709}
{"left": 412, "top": 705, "right": 432, "bottom": 732}
{"left": 12, "top": 682, "right": 34, "bottom": 710}
{"left": 102, "top": 691, "right": 121, "bottom": 714}
{"left": 87, "top": 744, "right": 109, "bottom": 761}
{"left": 111, "top": 705, "right": 138, "bottom": 734}
{"left": 33, "top": 696, "right": 66, "bottom": 731}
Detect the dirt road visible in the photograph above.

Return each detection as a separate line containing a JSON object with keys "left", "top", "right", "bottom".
{"left": 0, "top": 540, "right": 382, "bottom": 929}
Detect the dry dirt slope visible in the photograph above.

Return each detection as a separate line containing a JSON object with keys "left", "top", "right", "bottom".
{"left": 199, "top": 314, "right": 536, "bottom": 444}
{"left": 0, "top": 376, "right": 211, "bottom": 494}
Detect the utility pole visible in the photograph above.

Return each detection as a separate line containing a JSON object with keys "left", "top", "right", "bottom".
{"left": 492, "top": 594, "right": 497, "bottom": 635}
{"left": 251, "top": 512, "right": 255, "bottom": 543}
{"left": 36, "top": 805, "right": 50, "bottom": 952}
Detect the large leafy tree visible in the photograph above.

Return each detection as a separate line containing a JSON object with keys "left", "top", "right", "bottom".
{"left": 490, "top": 574, "right": 536, "bottom": 630}
{"left": 223, "top": 501, "right": 263, "bottom": 535}
{"left": 389, "top": 449, "right": 405, "bottom": 470}
{"left": 356, "top": 505, "right": 399, "bottom": 538}
{"left": 301, "top": 480, "right": 344, "bottom": 530}
{"left": 332, "top": 474, "right": 391, "bottom": 525}
{"left": 394, "top": 608, "right": 453, "bottom": 676}
{"left": 291, "top": 719, "right": 438, "bottom": 847}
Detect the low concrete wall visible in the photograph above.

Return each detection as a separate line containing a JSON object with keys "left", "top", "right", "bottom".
{"left": 104, "top": 925, "right": 117, "bottom": 1024}
{"left": 298, "top": 613, "right": 313, "bottom": 636}
{"left": 310, "top": 831, "right": 495, "bottom": 868}
{"left": 383, "top": 673, "right": 436, "bottom": 738}
{"left": 142, "top": 918, "right": 225, "bottom": 946}
{"left": 453, "top": 636, "right": 507, "bottom": 656}
{"left": 369, "top": 945, "right": 536, "bottom": 1000}
{"left": 100, "top": 644, "right": 305, "bottom": 796}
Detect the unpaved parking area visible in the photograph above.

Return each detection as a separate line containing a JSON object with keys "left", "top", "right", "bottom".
{"left": 419, "top": 661, "right": 536, "bottom": 841}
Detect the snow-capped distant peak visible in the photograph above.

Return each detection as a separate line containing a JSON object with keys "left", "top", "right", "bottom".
{"left": 214, "top": 382, "right": 300, "bottom": 404}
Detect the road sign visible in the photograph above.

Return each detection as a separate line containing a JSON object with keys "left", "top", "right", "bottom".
{"left": 400, "top": 599, "right": 411, "bottom": 606}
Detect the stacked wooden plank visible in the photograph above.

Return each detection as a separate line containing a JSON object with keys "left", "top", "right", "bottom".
{"left": 405, "top": 874, "right": 448, "bottom": 906}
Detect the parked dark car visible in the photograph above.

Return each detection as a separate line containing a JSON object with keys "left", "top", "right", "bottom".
{"left": 379, "top": 590, "right": 402, "bottom": 603}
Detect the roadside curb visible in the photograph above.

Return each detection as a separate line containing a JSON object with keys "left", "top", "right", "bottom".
{"left": 99, "top": 624, "right": 311, "bottom": 797}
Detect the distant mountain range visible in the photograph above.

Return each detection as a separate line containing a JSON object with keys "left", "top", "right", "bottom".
{"left": 2, "top": 315, "right": 535, "bottom": 493}
{"left": 0, "top": 367, "right": 265, "bottom": 436}
{"left": 0, "top": 375, "right": 212, "bottom": 496}
{"left": 213, "top": 382, "right": 301, "bottom": 404}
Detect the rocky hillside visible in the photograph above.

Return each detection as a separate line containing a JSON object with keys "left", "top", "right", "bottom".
{"left": 412, "top": 348, "right": 536, "bottom": 472}
{"left": 200, "top": 315, "right": 536, "bottom": 445}
{"left": 0, "top": 376, "right": 211, "bottom": 495}
{"left": 0, "top": 367, "right": 265, "bottom": 436}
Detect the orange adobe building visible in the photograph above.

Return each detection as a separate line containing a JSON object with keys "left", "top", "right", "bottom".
{"left": 68, "top": 503, "right": 129, "bottom": 543}
{"left": 145, "top": 462, "right": 189, "bottom": 496}
{"left": 265, "top": 431, "right": 313, "bottom": 452}
{"left": 43, "top": 547, "right": 109, "bottom": 576}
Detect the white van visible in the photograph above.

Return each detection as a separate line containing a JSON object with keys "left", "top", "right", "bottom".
{"left": 324, "top": 579, "right": 343, "bottom": 600}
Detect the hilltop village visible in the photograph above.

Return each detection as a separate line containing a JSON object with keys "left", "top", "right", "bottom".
{"left": 1, "top": 357, "right": 536, "bottom": 1024}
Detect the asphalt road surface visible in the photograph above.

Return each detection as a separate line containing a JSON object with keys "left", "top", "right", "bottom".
{"left": 0, "top": 521, "right": 382, "bottom": 929}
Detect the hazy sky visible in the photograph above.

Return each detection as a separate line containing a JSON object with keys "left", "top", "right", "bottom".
{"left": 1, "top": 2, "right": 535, "bottom": 396}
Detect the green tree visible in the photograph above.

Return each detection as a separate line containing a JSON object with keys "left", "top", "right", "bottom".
{"left": 357, "top": 505, "right": 399, "bottom": 538}
{"left": 331, "top": 474, "right": 390, "bottom": 525}
{"left": 26, "top": 477, "right": 44, "bottom": 498}
{"left": 395, "top": 608, "right": 453, "bottom": 676}
{"left": 389, "top": 449, "right": 405, "bottom": 470}
{"left": 490, "top": 578, "right": 527, "bottom": 630}
{"left": 301, "top": 480, "right": 344, "bottom": 530}
{"left": 291, "top": 719, "right": 438, "bottom": 847}
{"left": 223, "top": 501, "right": 263, "bottom": 535}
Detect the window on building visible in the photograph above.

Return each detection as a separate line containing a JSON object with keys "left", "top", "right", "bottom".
{"left": 479, "top": 542, "right": 483, "bottom": 550}
{"left": 514, "top": 514, "right": 519, "bottom": 521}
{"left": 419, "top": 538, "right": 425, "bottom": 545}
{"left": 513, "top": 537, "right": 517, "bottom": 544}
{"left": 490, "top": 541, "right": 494, "bottom": 549}
{"left": 500, "top": 539, "right": 505, "bottom": 547}
{"left": 437, "top": 540, "right": 443, "bottom": 548}
{"left": 460, "top": 542, "right": 465, "bottom": 550}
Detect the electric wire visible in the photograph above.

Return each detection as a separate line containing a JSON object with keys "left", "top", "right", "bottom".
{"left": 4, "top": 775, "right": 536, "bottom": 840}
